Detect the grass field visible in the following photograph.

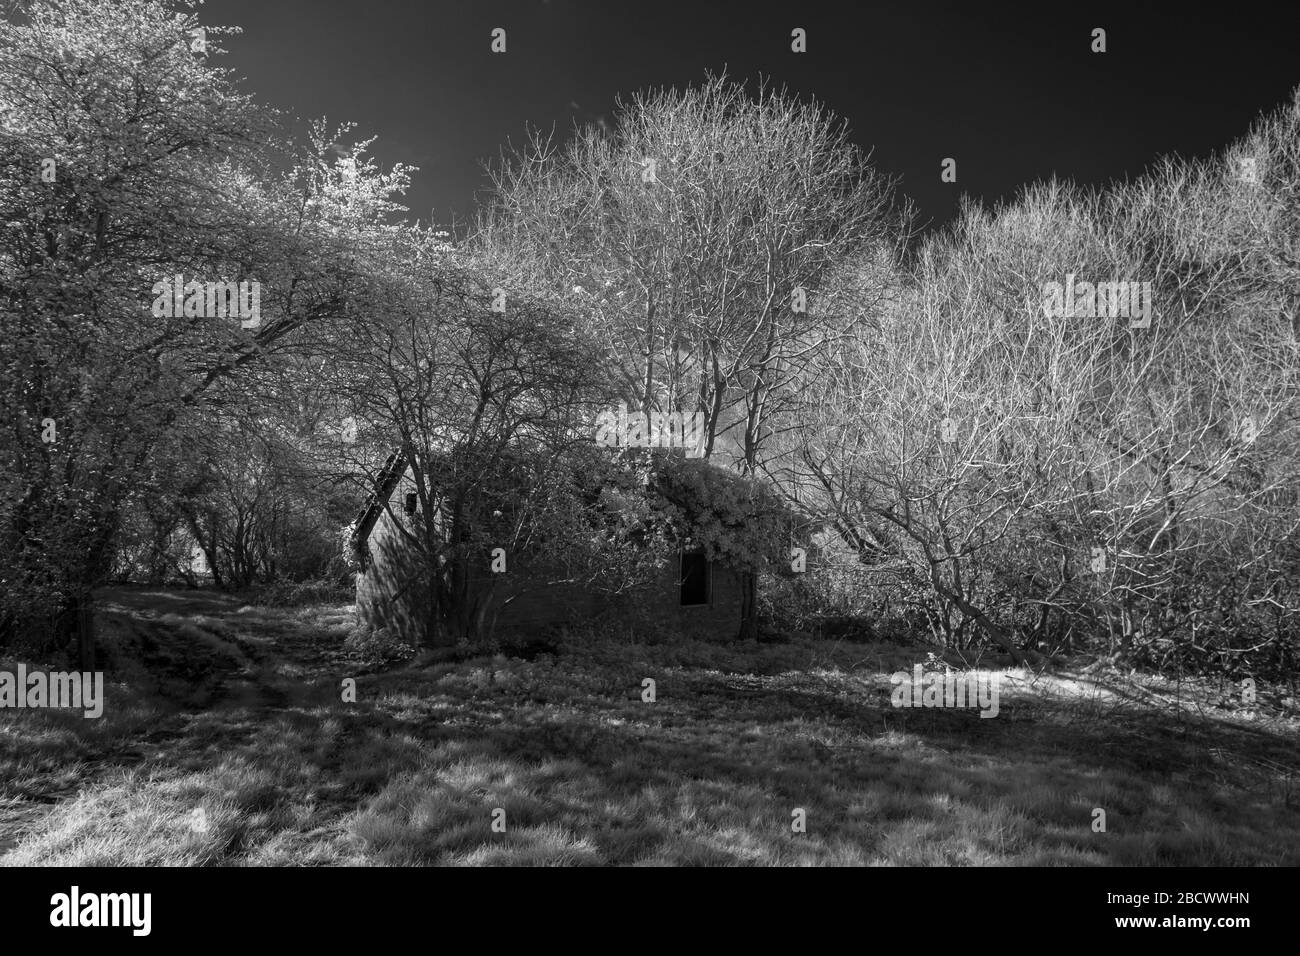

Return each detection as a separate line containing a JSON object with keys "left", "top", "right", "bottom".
{"left": 2, "top": 587, "right": 1297, "bottom": 866}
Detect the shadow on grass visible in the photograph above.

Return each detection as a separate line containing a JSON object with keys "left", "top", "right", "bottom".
{"left": 3, "top": 589, "right": 1298, "bottom": 865}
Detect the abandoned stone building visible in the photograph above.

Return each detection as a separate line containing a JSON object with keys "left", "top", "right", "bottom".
{"left": 349, "top": 449, "right": 754, "bottom": 645}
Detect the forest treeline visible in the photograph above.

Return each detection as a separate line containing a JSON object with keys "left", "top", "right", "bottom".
{"left": 3, "top": 0, "right": 1298, "bottom": 678}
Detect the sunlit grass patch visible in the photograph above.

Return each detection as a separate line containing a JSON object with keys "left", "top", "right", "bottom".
{"left": 4, "top": 588, "right": 1298, "bottom": 866}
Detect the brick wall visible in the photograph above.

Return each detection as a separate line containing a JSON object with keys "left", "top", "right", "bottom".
{"left": 479, "top": 555, "right": 743, "bottom": 641}
{"left": 355, "top": 481, "right": 743, "bottom": 644}
{"left": 354, "top": 488, "right": 435, "bottom": 645}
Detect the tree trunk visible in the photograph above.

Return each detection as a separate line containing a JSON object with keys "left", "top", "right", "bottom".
{"left": 53, "top": 590, "right": 96, "bottom": 671}
{"left": 737, "top": 570, "right": 759, "bottom": 641}
{"left": 76, "top": 595, "right": 96, "bottom": 671}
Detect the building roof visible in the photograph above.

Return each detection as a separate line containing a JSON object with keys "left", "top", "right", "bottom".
{"left": 348, "top": 448, "right": 408, "bottom": 551}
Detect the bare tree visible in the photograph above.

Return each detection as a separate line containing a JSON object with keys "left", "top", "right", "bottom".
{"left": 476, "top": 73, "right": 906, "bottom": 638}
{"left": 797, "top": 82, "right": 1300, "bottom": 675}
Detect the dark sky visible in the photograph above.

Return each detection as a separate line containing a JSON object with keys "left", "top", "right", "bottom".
{"left": 201, "top": 0, "right": 1299, "bottom": 235}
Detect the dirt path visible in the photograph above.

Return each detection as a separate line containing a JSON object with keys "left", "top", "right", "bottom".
{"left": 0, "top": 588, "right": 351, "bottom": 861}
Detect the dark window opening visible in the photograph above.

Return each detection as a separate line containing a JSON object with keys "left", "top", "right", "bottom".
{"left": 403, "top": 492, "right": 418, "bottom": 516}
{"left": 680, "top": 551, "right": 710, "bottom": 606}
